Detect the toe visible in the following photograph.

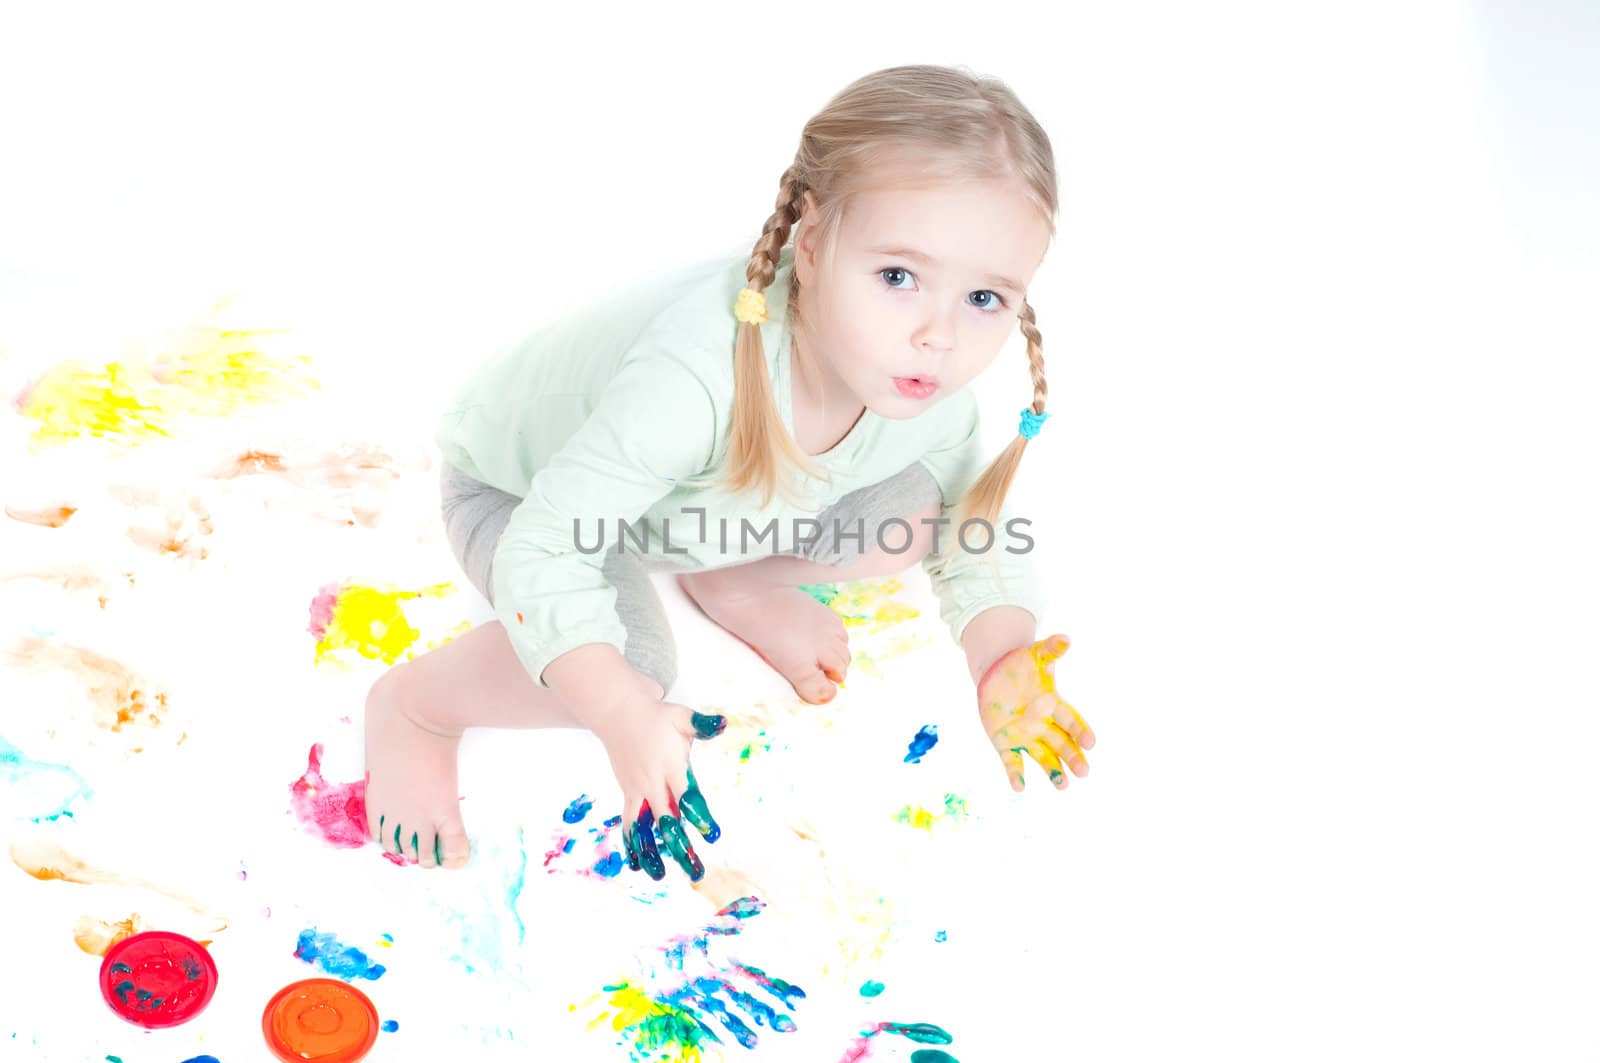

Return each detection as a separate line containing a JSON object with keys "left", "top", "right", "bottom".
{"left": 438, "top": 823, "right": 471, "bottom": 869}
{"left": 419, "top": 830, "right": 440, "bottom": 868}
{"left": 793, "top": 668, "right": 837, "bottom": 704}
{"left": 820, "top": 641, "right": 850, "bottom": 684}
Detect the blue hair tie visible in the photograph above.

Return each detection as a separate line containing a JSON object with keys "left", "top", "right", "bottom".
{"left": 1018, "top": 407, "right": 1050, "bottom": 440}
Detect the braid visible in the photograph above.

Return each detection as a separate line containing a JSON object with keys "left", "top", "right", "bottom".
{"left": 700, "top": 166, "right": 826, "bottom": 506}
{"left": 1018, "top": 298, "right": 1047, "bottom": 418}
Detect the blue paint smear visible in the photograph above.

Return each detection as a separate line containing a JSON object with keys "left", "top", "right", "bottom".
{"left": 934, "top": 930, "right": 947, "bottom": 943}
{"left": 294, "top": 928, "right": 387, "bottom": 981}
{"left": 562, "top": 837, "right": 576, "bottom": 854}
{"left": 717, "top": 896, "right": 764, "bottom": 921}
{"left": 904, "top": 725, "right": 939, "bottom": 764}
{"left": 562, "top": 793, "right": 594, "bottom": 823}
{"left": 1, "top": 734, "right": 94, "bottom": 822}
{"left": 603, "top": 814, "right": 622, "bottom": 828}
{"left": 593, "top": 851, "right": 623, "bottom": 877}
{"left": 507, "top": 828, "right": 528, "bottom": 946}
{"left": 180, "top": 1056, "right": 222, "bottom": 1063}
{"left": 381, "top": 1019, "right": 399, "bottom": 1032}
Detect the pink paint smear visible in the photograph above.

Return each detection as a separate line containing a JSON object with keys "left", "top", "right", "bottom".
{"left": 289, "top": 742, "right": 369, "bottom": 847}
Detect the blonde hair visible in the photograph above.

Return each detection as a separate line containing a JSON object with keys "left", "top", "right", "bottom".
{"left": 704, "top": 63, "right": 1059, "bottom": 526}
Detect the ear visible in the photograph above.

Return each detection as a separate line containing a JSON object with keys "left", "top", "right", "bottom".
{"left": 795, "top": 190, "right": 820, "bottom": 284}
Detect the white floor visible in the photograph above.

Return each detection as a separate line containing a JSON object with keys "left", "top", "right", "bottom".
{"left": 3, "top": 6, "right": 1598, "bottom": 1058}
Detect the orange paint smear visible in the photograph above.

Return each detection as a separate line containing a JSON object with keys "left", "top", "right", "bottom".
{"left": 4, "top": 504, "right": 77, "bottom": 528}
{"left": 73, "top": 913, "right": 149, "bottom": 956}
{"left": 3, "top": 636, "right": 169, "bottom": 734}
{"left": 10, "top": 840, "right": 226, "bottom": 930}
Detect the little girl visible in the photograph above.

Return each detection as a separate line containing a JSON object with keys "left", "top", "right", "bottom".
{"left": 363, "top": 63, "right": 1096, "bottom": 880}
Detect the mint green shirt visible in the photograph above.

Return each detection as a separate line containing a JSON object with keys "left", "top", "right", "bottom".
{"left": 435, "top": 244, "right": 1045, "bottom": 687}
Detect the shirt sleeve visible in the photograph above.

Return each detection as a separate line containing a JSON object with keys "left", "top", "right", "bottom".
{"left": 916, "top": 389, "right": 1048, "bottom": 646}
{"left": 491, "top": 351, "right": 718, "bottom": 687}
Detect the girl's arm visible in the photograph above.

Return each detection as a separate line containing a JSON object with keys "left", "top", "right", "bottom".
{"left": 490, "top": 351, "right": 718, "bottom": 695}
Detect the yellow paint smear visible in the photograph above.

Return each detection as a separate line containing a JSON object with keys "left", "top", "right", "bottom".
{"left": 312, "top": 582, "right": 457, "bottom": 666}
{"left": 15, "top": 303, "right": 317, "bottom": 449}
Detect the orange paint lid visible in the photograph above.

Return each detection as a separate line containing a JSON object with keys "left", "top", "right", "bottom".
{"left": 261, "top": 978, "right": 379, "bottom": 1063}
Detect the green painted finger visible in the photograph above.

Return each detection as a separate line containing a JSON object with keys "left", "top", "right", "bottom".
{"left": 679, "top": 768, "right": 722, "bottom": 843}
{"left": 656, "top": 815, "right": 705, "bottom": 881}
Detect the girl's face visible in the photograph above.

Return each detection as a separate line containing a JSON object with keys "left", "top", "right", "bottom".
{"left": 792, "top": 177, "right": 1052, "bottom": 421}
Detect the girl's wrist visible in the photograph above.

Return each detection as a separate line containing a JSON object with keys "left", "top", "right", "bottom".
{"left": 962, "top": 605, "right": 1037, "bottom": 685}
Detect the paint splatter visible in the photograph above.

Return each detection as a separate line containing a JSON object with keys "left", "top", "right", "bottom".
{"left": 179, "top": 1056, "right": 222, "bottom": 1063}
{"left": 821, "top": 578, "right": 921, "bottom": 633}
{"left": 903, "top": 724, "right": 939, "bottom": 763}
{"left": 910, "top": 1052, "right": 961, "bottom": 1063}
{"left": 288, "top": 743, "right": 370, "bottom": 848}
{"left": 585, "top": 982, "right": 719, "bottom": 1061}
{"left": 934, "top": 930, "right": 947, "bottom": 943}
{"left": 542, "top": 807, "right": 632, "bottom": 885}
{"left": 4, "top": 504, "right": 77, "bottom": 527}
{"left": 893, "top": 794, "right": 969, "bottom": 833}
{"left": 738, "top": 730, "right": 773, "bottom": 762}
{"left": 125, "top": 494, "right": 214, "bottom": 561}
{"left": 9, "top": 839, "right": 223, "bottom": 925}
{"left": 308, "top": 580, "right": 457, "bottom": 665}
{"left": 1, "top": 637, "right": 170, "bottom": 736}
{"left": 294, "top": 928, "right": 387, "bottom": 981}
{"left": 13, "top": 313, "right": 317, "bottom": 450}
{"left": 582, "top": 897, "right": 806, "bottom": 1059}
{"left": 837, "top": 1021, "right": 956, "bottom": 1062}
{"left": 851, "top": 631, "right": 934, "bottom": 678}
{"left": 0, "top": 564, "right": 135, "bottom": 608}
{"left": 208, "top": 444, "right": 406, "bottom": 528}
{"left": 508, "top": 828, "right": 528, "bottom": 945}
{"left": 381, "top": 1019, "right": 399, "bottom": 1033}
{"left": 859, "top": 980, "right": 885, "bottom": 997}
{"left": 563, "top": 794, "right": 595, "bottom": 823}
{"left": 1, "top": 734, "right": 95, "bottom": 821}
{"left": 73, "top": 914, "right": 150, "bottom": 956}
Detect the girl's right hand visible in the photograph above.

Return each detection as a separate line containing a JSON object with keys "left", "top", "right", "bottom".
{"left": 589, "top": 694, "right": 726, "bottom": 882}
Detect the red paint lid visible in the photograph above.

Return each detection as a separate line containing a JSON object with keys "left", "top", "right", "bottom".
{"left": 98, "top": 930, "right": 218, "bottom": 1028}
{"left": 262, "top": 978, "right": 380, "bottom": 1063}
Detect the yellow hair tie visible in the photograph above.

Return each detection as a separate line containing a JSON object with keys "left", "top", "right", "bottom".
{"left": 734, "top": 287, "right": 768, "bottom": 326}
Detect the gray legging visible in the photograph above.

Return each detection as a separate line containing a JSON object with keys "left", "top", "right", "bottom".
{"left": 439, "top": 459, "right": 943, "bottom": 695}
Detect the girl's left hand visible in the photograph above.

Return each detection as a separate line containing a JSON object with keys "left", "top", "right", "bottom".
{"left": 975, "top": 634, "right": 1095, "bottom": 792}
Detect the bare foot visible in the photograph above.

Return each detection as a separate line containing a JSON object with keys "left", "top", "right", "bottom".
{"left": 362, "top": 667, "right": 472, "bottom": 868}
{"left": 677, "top": 571, "right": 851, "bottom": 703}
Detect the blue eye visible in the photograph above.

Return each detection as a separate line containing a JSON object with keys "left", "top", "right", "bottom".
{"left": 878, "top": 267, "right": 1009, "bottom": 313}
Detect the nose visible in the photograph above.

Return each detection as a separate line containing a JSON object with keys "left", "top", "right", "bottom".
{"left": 911, "top": 300, "right": 958, "bottom": 354}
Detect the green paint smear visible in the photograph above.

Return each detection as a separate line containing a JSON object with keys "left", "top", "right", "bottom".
{"left": 860, "top": 979, "right": 885, "bottom": 997}
{"left": 798, "top": 582, "right": 838, "bottom": 606}
{"left": 883, "top": 1022, "right": 954, "bottom": 1044}
{"left": 911, "top": 1051, "right": 961, "bottom": 1063}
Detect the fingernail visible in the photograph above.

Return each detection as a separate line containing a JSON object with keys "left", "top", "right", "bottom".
{"left": 691, "top": 712, "right": 728, "bottom": 739}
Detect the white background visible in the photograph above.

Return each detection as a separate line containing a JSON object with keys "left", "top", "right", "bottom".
{"left": 1, "top": 1, "right": 1597, "bottom": 1059}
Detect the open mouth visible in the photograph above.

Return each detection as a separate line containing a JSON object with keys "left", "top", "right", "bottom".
{"left": 893, "top": 376, "right": 938, "bottom": 399}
